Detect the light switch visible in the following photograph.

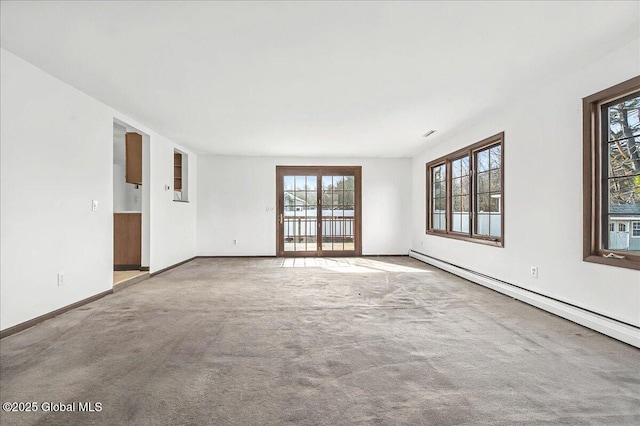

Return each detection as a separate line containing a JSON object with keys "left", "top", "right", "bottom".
{"left": 92, "top": 200, "right": 98, "bottom": 211}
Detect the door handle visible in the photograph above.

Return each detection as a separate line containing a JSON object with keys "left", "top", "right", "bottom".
{"left": 279, "top": 213, "right": 283, "bottom": 225}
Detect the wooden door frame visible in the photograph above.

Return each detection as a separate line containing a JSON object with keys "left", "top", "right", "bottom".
{"left": 276, "top": 165, "right": 362, "bottom": 257}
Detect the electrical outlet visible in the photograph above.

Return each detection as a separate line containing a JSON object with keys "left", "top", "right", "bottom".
{"left": 57, "top": 272, "right": 66, "bottom": 287}
{"left": 92, "top": 200, "right": 98, "bottom": 211}
{"left": 233, "top": 239, "right": 238, "bottom": 245}
{"left": 530, "top": 266, "right": 538, "bottom": 279}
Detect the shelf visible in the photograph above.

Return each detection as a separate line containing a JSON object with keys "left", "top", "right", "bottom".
{"left": 174, "top": 151, "right": 183, "bottom": 191}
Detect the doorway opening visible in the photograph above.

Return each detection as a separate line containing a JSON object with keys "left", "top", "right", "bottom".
{"left": 276, "top": 166, "right": 362, "bottom": 257}
{"left": 112, "top": 120, "right": 150, "bottom": 288}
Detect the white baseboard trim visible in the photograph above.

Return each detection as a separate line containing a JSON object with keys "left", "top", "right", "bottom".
{"left": 409, "top": 250, "right": 640, "bottom": 348}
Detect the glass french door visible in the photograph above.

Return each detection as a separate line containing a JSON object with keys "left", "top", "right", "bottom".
{"left": 276, "top": 166, "right": 362, "bottom": 257}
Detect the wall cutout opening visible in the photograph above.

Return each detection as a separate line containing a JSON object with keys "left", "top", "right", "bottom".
{"left": 173, "top": 149, "right": 188, "bottom": 202}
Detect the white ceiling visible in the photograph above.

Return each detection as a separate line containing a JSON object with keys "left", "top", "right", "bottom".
{"left": 1, "top": 1, "right": 638, "bottom": 158}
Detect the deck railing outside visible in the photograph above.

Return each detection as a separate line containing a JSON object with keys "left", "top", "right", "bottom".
{"left": 283, "top": 215, "right": 354, "bottom": 240}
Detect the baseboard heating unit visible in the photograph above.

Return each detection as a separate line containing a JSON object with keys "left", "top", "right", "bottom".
{"left": 409, "top": 250, "right": 640, "bottom": 348}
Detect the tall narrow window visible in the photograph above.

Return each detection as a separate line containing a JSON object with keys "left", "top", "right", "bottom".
{"left": 583, "top": 76, "right": 640, "bottom": 270}
{"left": 451, "top": 156, "right": 470, "bottom": 233}
{"left": 430, "top": 164, "right": 446, "bottom": 231}
{"left": 426, "top": 132, "right": 504, "bottom": 246}
{"left": 475, "top": 144, "right": 502, "bottom": 238}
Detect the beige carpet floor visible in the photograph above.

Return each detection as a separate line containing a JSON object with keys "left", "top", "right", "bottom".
{"left": 1, "top": 256, "right": 639, "bottom": 425}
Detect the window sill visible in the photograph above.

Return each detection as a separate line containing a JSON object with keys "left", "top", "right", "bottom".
{"left": 426, "top": 230, "right": 503, "bottom": 247}
{"left": 584, "top": 254, "right": 640, "bottom": 271}
{"left": 173, "top": 200, "right": 190, "bottom": 203}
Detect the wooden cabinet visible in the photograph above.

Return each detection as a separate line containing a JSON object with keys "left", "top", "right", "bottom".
{"left": 174, "top": 152, "right": 183, "bottom": 192}
{"left": 126, "top": 132, "right": 143, "bottom": 185}
{"left": 114, "top": 213, "right": 141, "bottom": 270}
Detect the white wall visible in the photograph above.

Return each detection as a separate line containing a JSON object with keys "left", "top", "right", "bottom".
{"left": 411, "top": 39, "right": 640, "bottom": 328}
{"left": 113, "top": 123, "right": 128, "bottom": 212}
{"left": 0, "top": 48, "right": 197, "bottom": 331}
{"left": 197, "top": 156, "right": 411, "bottom": 256}
{"left": 148, "top": 135, "right": 197, "bottom": 271}
{"left": 113, "top": 164, "right": 128, "bottom": 212}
